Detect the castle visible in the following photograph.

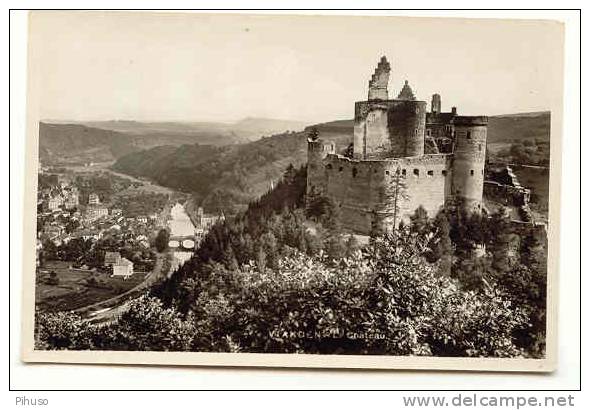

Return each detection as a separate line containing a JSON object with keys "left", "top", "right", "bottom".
{"left": 307, "top": 56, "right": 489, "bottom": 234}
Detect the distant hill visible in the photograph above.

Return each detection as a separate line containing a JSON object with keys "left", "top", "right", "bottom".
{"left": 487, "top": 111, "right": 550, "bottom": 143}
{"left": 79, "top": 118, "right": 309, "bottom": 139}
{"left": 39, "top": 117, "right": 310, "bottom": 165}
{"left": 38, "top": 122, "right": 139, "bottom": 164}
{"left": 109, "top": 111, "right": 553, "bottom": 213}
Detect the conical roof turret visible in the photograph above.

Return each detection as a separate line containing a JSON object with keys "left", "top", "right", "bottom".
{"left": 397, "top": 80, "right": 416, "bottom": 100}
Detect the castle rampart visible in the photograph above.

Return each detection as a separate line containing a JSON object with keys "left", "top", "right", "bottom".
{"left": 307, "top": 56, "right": 489, "bottom": 234}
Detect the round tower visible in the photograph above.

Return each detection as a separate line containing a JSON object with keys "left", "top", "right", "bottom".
{"left": 387, "top": 99, "right": 427, "bottom": 157}
{"left": 451, "top": 116, "right": 488, "bottom": 212}
{"left": 306, "top": 134, "right": 334, "bottom": 205}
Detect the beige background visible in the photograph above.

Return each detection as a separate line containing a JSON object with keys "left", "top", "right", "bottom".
{"left": 20, "top": 11, "right": 564, "bottom": 372}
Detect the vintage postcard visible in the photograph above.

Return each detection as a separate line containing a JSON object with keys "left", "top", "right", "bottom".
{"left": 21, "top": 11, "right": 564, "bottom": 371}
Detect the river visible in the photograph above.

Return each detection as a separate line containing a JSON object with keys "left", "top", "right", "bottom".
{"left": 168, "top": 203, "right": 196, "bottom": 269}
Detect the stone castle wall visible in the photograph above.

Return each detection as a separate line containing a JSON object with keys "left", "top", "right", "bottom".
{"left": 483, "top": 181, "right": 531, "bottom": 207}
{"left": 319, "top": 153, "right": 452, "bottom": 234}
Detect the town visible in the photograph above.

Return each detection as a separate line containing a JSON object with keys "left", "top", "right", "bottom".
{"left": 35, "top": 164, "right": 223, "bottom": 316}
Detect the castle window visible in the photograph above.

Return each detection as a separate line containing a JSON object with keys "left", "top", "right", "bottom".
{"left": 413, "top": 168, "right": 419, "bottom": 177}
{"left": 466, "top": 131, "right": 472, "bottom": 139}
{"left": 427, "top": 170, "right": 434, "bottom": 177}
{"left": 326, "top": 164, "right": 332, "bottom": 170}
{"left": 402, "top": 169, "right": 407, "bottom": 176}
{"left": 442, "top": 170, "right": 447, "bottom": 176}
{"left": 352, "top": 167, "right": 358, "bottom": 178}
{"left": 470, "top": 169, "right": 474, "bottom": 176}
{"left": 426, "top": 129, "right": 431, "bottom": 137}
{"left": 385, "top": 170, "right": 390, "bottom": 175}
{"left": 339, "top": 166, "right": 343, "bottom": 172}
{"left": 479, "top": 144, "right": 482, "bottom": 152}
{"left": 415, "top": 129, "right": 419, "bottom": 136}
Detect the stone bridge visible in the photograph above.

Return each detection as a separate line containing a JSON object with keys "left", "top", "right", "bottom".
{"left": 168, "top": 235, "right": 196, "bottom": 251}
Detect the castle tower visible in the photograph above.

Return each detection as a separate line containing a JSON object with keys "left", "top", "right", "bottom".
{"left": 386, "top": 98, "right": 426, "bottom": 157}
{"left": 397, "top": 80, "right": 416, "bottom": 100}
{"left": 354, "top": 63, "right": 426, "bottom": 160}
{"left": 306, "top": 130, "right": 335, "bottom": 206}
{"left": 368, "top": 56, "right": 391, "bottom": 100}
{"left": 451, "top": 116, "right": 488, "bottom": 212}
{"left": 431, "top": 94, "right": 441, "bottom": 114}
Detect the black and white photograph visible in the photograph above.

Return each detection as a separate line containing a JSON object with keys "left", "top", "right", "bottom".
{"left": 20, "top": 11, "right": 564, "bottom": 371}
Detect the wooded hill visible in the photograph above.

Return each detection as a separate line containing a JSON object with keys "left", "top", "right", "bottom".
{"left": 111, "top": 112, "right": 550, "bottom": 214}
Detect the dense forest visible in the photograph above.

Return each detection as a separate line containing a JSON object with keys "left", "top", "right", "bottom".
{"left": 36, "top": 164, "right": 547, "bottom": 358}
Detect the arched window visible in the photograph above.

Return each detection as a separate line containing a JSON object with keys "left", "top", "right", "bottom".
{"left": 402, "top": 169, "right": 407, "bottom": 176}
{"left": 470, "top": 169, "right": 474, "bottom": 176}
{"left": 413, "top": 168, "right": 419, "bottom": 177}
{"left": 442, "top": 170, "right": 447, "bottom": 176}
{"left": 385, "top": 170, "right": 390, "bottom": 175}
{"left": 338, "top": 166, "right": 343, "bottom": 172}
{"left": 352, "top": 167, "right": 358, "bottom": 178}
{"left": 466, "top": 131, "right": 472, "bottom": 139}
{"left": 427, "top": 170, "right": 434, "bottom": 177}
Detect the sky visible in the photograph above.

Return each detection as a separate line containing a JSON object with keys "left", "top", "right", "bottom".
{"left": 28, "top": 12, "right": 564, "bottom": 123}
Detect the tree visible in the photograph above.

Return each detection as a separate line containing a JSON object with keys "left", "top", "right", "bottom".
{"left": 41, "top": 240, "right": 58, "bottom": 262}
{"left": 155, "top": 229, "right": 170, "bottom": 253}
{"left": 410, "top": 206, "right": 430, "bottom": 235}
{"left": 386, "top": 168, "right": 409, "bottom": 231}
{"left": 64, "top": 219, "right": 80, "bottom": 234}
{"left": 426, "top": 211, "right": 453, "bottom": 275}
{"left": 343, "top": 143, "right": 354, "bottom": 158}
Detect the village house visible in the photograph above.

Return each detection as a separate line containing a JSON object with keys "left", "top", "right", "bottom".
{"left": 112, "top": 258, "right": 134, "bottom": 279}
{"left": 104, "top": 251, "right": 121, "bottom": 266}
{"left": 88, "top": 193, "right": 100, "bottom": 205}
{"left": 43, "top": 224, "right": 64, "bottom": 239}
{"left": 47, "top": 196, "right": 63, "bottom": 211}
{"left": 64, "top": 191, "right": 79, "bottom": 209}
{"left": 86, "top": 206, "right": 109, "bottom": 220}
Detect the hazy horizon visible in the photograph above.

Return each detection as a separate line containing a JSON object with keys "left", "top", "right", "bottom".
{"left": 39, "top": 109, "right": 552, "bottom": 126}
{"left": 29, "top": 12, "right": 563, "bottom": 124}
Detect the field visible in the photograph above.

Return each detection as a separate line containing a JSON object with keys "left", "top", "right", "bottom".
{"left": 35, "top": 261, "right": 147, "bottom": 312}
